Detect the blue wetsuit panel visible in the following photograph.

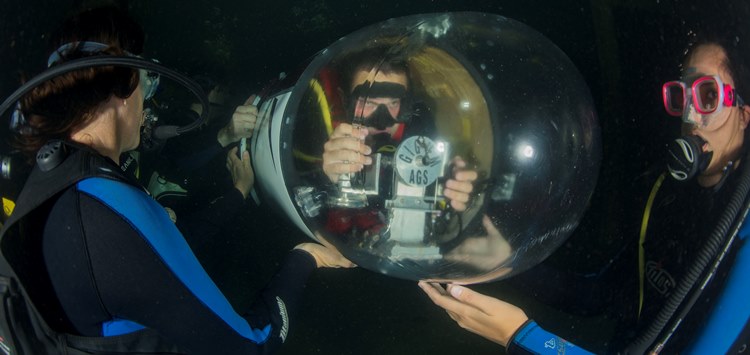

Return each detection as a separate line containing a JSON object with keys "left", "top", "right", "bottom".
{"left": 510, "top": 321, "right": 593, "bottom": 355}
{"left": 685, "top": 222, "right": 750, "bottom": 353}
{"left": 102, "top": 318, "right": 146, "bottom": 336}
{"left": 77, "top": 177, "right": 271, "bottom": 343}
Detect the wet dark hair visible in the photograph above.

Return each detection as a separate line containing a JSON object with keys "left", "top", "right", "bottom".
{"left": 683, "top": 34, "right": 750, "bottom": 104}
{"left": 339, "top": 45, "right": 410, "bottom": 94}
{"left": 15, "top": 6, "right": 145, "bottom": 158}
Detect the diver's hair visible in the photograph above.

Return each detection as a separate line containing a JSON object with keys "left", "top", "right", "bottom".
{"left": 339, "top": 45, "right": 411, "bottom": 94}
{"left": 15, "top": 6, "right": 145, "bottom": 159}
{"left": 683, "top": 34, "right": 750, "bottom": 105}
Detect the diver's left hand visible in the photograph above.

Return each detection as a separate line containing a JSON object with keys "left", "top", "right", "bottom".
{"left": 418, "top": 282, "right": 529, "bottom": 347}
{"left": 218, "top": 95, "right": 259, "bottom": 147}
{"left": 444, "top": 156, "right": 478, "bottom": 212}
{"left": 227, "top": 147, "right": 254, "bottom": 199}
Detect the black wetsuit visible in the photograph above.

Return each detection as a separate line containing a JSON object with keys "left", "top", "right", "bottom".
{"left": 5, "top": 145, "right": 315, "bottom": 354}
{"left": 505, "top": 168, "right": 741, "bottom": 353}
{"left": 627, "top": 169, "right": 740, "bottom": 351}
{"left": 137, "top": 124, "right": 235, "bottom": 217}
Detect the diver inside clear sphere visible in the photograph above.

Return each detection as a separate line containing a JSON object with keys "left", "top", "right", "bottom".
{"left": 271, "top": 13, "right": 600, "bottom": 283}
{"left": 319, "top": 46, "right": 479, "bottom": 265}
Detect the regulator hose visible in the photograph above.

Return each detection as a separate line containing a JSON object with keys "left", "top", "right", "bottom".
{"left": 623, "top": 150, "right": 750, "bottom": 354}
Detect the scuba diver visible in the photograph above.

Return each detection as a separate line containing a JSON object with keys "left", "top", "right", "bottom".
{"left": 320, "top": 46, "right": 478, "bottom": 258}
{"left": 0, "top": 6, "right": 354, "bottom": 354}
{"left": 322, "top": 47, "right": 477, "bottom": 211}
{"left": 419, "top": 35, "right": 750, "bottom": 354}
{"left": 134, "top": 81, "right": 258, "bottom": 230}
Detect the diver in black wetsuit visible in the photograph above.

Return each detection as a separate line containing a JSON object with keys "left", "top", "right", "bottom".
{"left": 418, "top": 36, "right": 750, "bottom": 354}
{"left": 0, "top": 6, "right": 353, "bottom": 354}
{"left": 136, "top": 82, "right": 258, "bottom": 218}
{"left": 129, "top": 86, "right": 258, "bottom": 241}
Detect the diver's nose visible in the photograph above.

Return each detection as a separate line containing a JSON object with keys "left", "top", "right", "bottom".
{"left": 683, "top": 105, "right": 704, "bottom": 126}
{"left": 689, "top": 123, "right": 700, "bottom": 134}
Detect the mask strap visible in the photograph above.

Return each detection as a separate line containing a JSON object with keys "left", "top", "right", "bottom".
{"left": 47, "top": 41, "right": 116, "bottom": 67}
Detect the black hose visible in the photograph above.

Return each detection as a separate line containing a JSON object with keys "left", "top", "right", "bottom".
{"left": 650, "top": 196, "right": 749, "bottom": 352}
{"left": 622, "top": 152, "right": 750, "bottom": 354}
{"left": 0, "top": 55, "right": 209, "bottom": 138}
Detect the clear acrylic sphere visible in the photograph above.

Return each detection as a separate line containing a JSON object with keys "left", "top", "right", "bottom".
{"left": 279, "top": 12, "right": 601, "bottom": 283}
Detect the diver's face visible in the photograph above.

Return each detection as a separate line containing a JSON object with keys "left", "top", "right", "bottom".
{"left": 353, "top": 97, "right": 401, "bottom": 120}
{"left": 350, "top": 70, "right": 408, "bottom": 130}
{"left": 681, "top": 44, "right": 749, "bottom": 185}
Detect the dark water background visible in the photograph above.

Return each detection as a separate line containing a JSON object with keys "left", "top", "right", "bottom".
{"left": 2, "top": 0, "right": 750, "bottom": 353}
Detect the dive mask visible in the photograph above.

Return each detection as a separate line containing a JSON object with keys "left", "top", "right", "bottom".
{"left": 350, "top": 81, "right": 408, "bottom": 130}
{"left": 662, "top": 75, "right": 743, "bottom": 128}
{"left": 360, "top": 104, "right": 397, "bottom": 130}
{"left": 139, "top": 66, "right": 160, "bottom": 101}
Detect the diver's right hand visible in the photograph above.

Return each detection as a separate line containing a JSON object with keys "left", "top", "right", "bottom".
{"left": 445, "top": 215, "right": 512, "bottom": 271}
{"left": 444, "top": 156, "right": 478, "bottom": 212}
{"left": 322, "top": 123, "right": 372, "bottom": 183}
{"left": 294, "top": 242, "right": 356, "bottom": 269}
{"left": 217, "top": 95, "right": 259, "bottom": 147}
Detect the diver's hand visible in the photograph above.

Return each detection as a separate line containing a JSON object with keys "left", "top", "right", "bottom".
{"left": 294, "top": 242, "right": 356, "bottom": 269}
{"left": 322, "top": 123, "right": 372, "bottom": 183}
{"left": 227, "top": 147, "right": 254, "bottom": 199}
{"left": 418, "top": 282, "right": 528, "bottom": 347}
{"left": 444, "top": 156, "right": 478, "bottom": 212}
{"left": 217, "top": 95, "right": 259, "bottom": 147}
{"left": 445, "top": 215, "right": 512, "bottom": 271}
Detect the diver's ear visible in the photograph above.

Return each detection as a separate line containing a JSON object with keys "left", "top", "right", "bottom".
{"left": 740, "top": 104, "right": 750, "bottom": 129}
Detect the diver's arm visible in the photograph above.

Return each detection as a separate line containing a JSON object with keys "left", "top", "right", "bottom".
{"left": 507, "top": 320, "right": 594, "bottom": 355}
{"left": 248, "top": 249, "right": 317, "bottom": 346}
{"left": 77, "top": 181, "right": 314, "bottom": 354}
{"left": 418, "top": 282, "right": 593, "bottom": 355}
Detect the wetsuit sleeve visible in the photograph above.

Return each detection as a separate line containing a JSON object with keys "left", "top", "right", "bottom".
{"left": 76, "top": 178, "right": 314, "bottom": 354}
{"left": 507, "top": 320, "right": 593, "bottom": 355}
{"left": 244, "top": 249, "right": 316, "bottom": 346}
